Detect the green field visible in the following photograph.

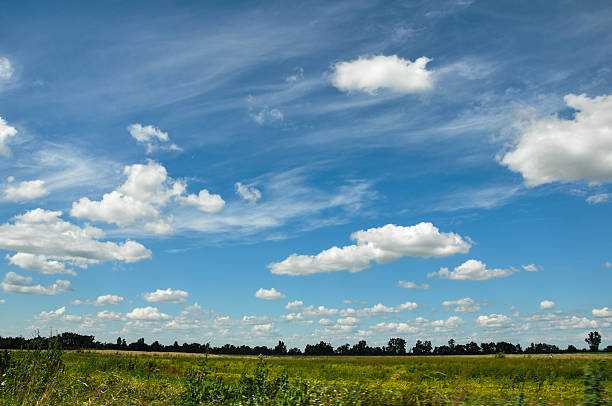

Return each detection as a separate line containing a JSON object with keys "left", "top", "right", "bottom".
{"left": 1, "top": 348, "right": 611, "bottom": 405}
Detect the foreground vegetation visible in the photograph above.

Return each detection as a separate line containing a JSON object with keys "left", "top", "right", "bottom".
{"left": 1, "top": 344, "right": 611, "bottom": 405}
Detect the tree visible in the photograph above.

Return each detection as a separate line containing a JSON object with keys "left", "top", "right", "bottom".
{"left": 412, "top": 340, "right": 432, "bottom": 355}
{"left": 274, "top": 340, "right": 287, "bottom": 355}
{"left": 386, "top": 338, "right": 406, "bottom": 355}
{"left": 585, "top": 331, "right": 601, "bottom": 352}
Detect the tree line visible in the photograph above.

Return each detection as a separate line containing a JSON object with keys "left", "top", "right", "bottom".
{"left": 0, "top": 331, "right": 609, "bottom": 355}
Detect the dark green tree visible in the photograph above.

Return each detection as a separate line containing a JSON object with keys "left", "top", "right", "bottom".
{"left": 585, "top": 331, "right": 601, "bottom": 352}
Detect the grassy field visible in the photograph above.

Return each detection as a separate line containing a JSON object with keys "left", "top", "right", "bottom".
{"left": 1, "top": 347, "right": 610, "bottom": 405}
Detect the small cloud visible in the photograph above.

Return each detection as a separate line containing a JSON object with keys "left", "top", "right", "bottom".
{"left": 285, "top": 67, "right": 304, "bottom": 83}
{"left": 1, "top": 272, "right": 72, "bottom": 295}
{"left": 250, "top": 107, "right": 283, "bottom": 125}
{"left": 0, "top": 57, "right": 14, "bottom": 80}
{"left": 442, "top": 297, "right": 480, "bottom": 313}
{"left": 522, "top": 264, "right": 539, "bottom": 272}
{"left": 143, "top": 288, "right": 189, "bottom": 303}
{"left": 127, "top": 124, "right": 181, "bottom": 154}
{"left": 540, "top": 300, "right": 556, "bottom": 310}
{"left": 126, "top": 306, "right": 171, "bottom": 320}
{"left": 586, "top": 193, "right": 610, "bottom": 204}
{"left": 285, "top": 300, "right": 303, "bottom": 310}
{"left": 592, "top": 307, "right": 612, "bottom": 317}
{"left": 254, "top": 288, "right": 286, "bottom": 300}
{"left": 235, "top": 182, "right": 262, "bottom": 203}
{"left": 605, "top": 261, "right": 612, "bottom": 269}
{"left": 428, "top": 259, "right": 515, "bottom": 281}
{"left": 398, "top": 280, "right": 429, "bottom": 289}
{"left": 330, "top": 55, "right": 433, "bottom": 94}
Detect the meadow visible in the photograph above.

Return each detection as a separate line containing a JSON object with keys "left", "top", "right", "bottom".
{"left": 1, "top": 346, "right": 610, "bottom": 405}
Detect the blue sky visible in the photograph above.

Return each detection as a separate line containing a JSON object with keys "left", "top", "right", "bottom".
{"left": 1, "top": 0, "right": 611, "bottom": 349}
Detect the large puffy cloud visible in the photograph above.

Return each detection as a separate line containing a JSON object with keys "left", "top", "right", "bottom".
{"left": 442, "top": 297, "right": 480, "bottom": 313}
{"left": 269, "top": 223, "right": 471, "bottom": 276}
{"left": 0, "top": 116, "right": 17, "bottom": 157}
{"left": 126, "top": 306, "right": 171, "bottom": 320}
{"left": 71, "top": 161, "right": 224, "bottom": 234}
{"left": 1, "top": 272, "right": 72, "bottom": 295}
{"left": 0, "top": 209, "right": 151, "bottom": 268}
{"left": 254, "top": 287, "right": 286, "bottom": 300}
{"left": 428, "top": 259, "right": 515, "bottom": 280}
{"left": 3, "top": 180, "right": 49, "bottom": 201}
{"left": 500, "top": 94, "right": 612, "bottom": 186}
{"left": 7, "top": 253, "right": 76, "bottom": 276}
{"left": 127, "top": 123, "right": 180, "bottom": 154}
{"left": 331, "top": 55, "right": 433, "bottom": 94}
{"left": 143, "top": 288, "right": 189, "bottom": 303}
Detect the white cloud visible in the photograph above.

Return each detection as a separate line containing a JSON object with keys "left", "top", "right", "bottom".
{"left": 269, "top": 222, "right": 471, "bottom": 276}
{"left": 0, "top": 299, "right": 5, "bottom": 304}
{"left": 126, "top": 306, "right": 171, "bottom": 320}
{"left": 428, "top": 259, "right": 515, "bottom": 281}
{"left": 606, "top": 261, "right": 612, "bottom": 268}
{"left": 285, "top": 300, "right": 303, "bottom": 310}
{"left": 62, "top": 314, "right": 82, "bottom": 322}
{"left": 73, "top": 294, "right": 124, "bottom": 306}
{"left": 143, "top": 288, "right": 189, "bottom": 303}
{"left": 181, "top": 302, "right": 203, "bottom": 316}
{"left": 254, "top": 287, "right": 286, "bottom": 300}
{"left": 318, "top": 318, "right": 333, "bottom": 326}
{"left": 252, "top": 323, "right": 276, "bottom": 335}
{"left": 0, "top": 116, "right": 17, "bottom": 157}
{"left": 37, "top": 306, "right": 66, "bottom": 320}
{"left": 250, "top": 107, "right": 283, "bottom": 124}
{"left": 0, "top": 57, "right": 14, "bottom": 80}
{"left": 180, "top": 189, "right": 225, "bottom": 213}
{"left": 586, "top": 193, "right": 610, "bottom": 204}
{"left": 540, "top": 300, "right": 556, "bottom": 310}
{"left": 592, "top": 307, "right": 612, "bottom": 317}
{"left": 442, "top": 297, "right": 480, "bottom": 313}
{"left": 522, "top": 264, "right": 539, "bottom": 272}
{"left": 352, "top": 301, "right": 417, "bottom": 317}
{"left": 127, "top": 124, "right": 180, "bottom": 154}
{"left": 331, "top": 55, "right": 433, "bottom": 94}
{"left": 2, "top": 272, "right": 72, "bottom": 295}
{"left": 398, "top": 280, "right": 429, "bottom": 289}
{"left": 71, "top": 160, "right": 224, "bottom": 233}
{"left": 7, "top": 253, "right": 76, "bottom": 276}
{"left": 285, "top": 67, "right": 304, "bottom": 83}
{"left": 337, "top": 316, "right": 359, "bottom": 325}
{"left": 542, "top": 316, "right": 601, "bottom": 330}
{"left": 371, "top": 322, "right": 419, "bottom": 334}
{"left": 235, "top": 182, "right": 262, "bottom": 203}
{"left": 3, "top": 180, "right": 49, "bottom": 201}
{"left": 500, "top": 94, "right": 612, "bottom": 186}
{"left": 0, "top": 209, "right": 151, "bottom": 268}
{"left": 476, "top": 313, "right": 512, "bottom": 328}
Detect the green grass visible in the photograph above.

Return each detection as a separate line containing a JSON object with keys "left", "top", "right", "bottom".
{"left": 1, "top": 347, "right": 611, "bottom": 405}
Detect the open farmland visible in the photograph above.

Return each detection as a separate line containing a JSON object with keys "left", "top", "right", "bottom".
{"left": 1, "top": 348, "right": 610, "bottom": 405}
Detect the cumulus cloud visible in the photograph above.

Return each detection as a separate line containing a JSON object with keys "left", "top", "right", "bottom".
{"left": 37, "top": 306, "right": 66, "bottom": 320}
{"left": 252, "top": 323, "right": 276, "bottom": 335}
{"left": 126, "top": 306, "right": 171, "bottom": 320}
{"left": 285, "top": 300, "right": 303, "bottom": 310}
{"left": 235, "top": 182, "right": 262, "bottom": 203}
{"left": 398, "top": 280, "right": 429, "bottom": 289}
{"left": 331, "top": 55, "right": 433, "bottom": 94}
{"left": 428, "top": 259, "right": 515, "bottom": 280}
{"left": 180, "top": 189, "right": 225, "bottom": 213}
{"left": 254, "top": 287, "right": 286, "bottom": 300}
{"left": 352, "top": 301, "right": 417, "bottom": 317}
{"left": 269, "top": 222, "right": 471, "bottom": 276}
{"left": 500, "top": 94, "right": 612, "bottom": 186}
{"left": 522, "top": 264, "right": 539, "bottom": 272}
{"left": 3, "top": 180, "right": 49, "bottom": 201}
{"left": 1, "top": 272, "right": 72, "bottom": 295}
{"left": 539, "top": 300, "right": 556, "bottom": 310}
{"left": 0, "top": 209, "right": 151, "bottom": 269}
{"left": 7, "top": 253, "right": 76, "bottom": 276}
{"left": 73, "top": 294, "right": 124, "bottom": 306}
{"left": 128, "top": 124, "right": 180, "bottom": 153}
{"left": 592, "top": 307, "right": 612, "bottom": 317}
{"left": 442, "top": 297, "right": 480, "bottom": 313}
{"left": 0, "top": 116, "right": 17, "bottom": 157}
{"left": 0, "top": 57, "right": 14, "bottom": 79}
{"left": 71, "top": 161, "right": 224, "bottom": 234}
{"left": 143, "top": 288, "right": 189, "bottom": 303}
{"left": 371, "top": 322, "right": 419, "bottom": 334}
{"left": 476, "top": 313, "right": 512, "bottom": 328}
